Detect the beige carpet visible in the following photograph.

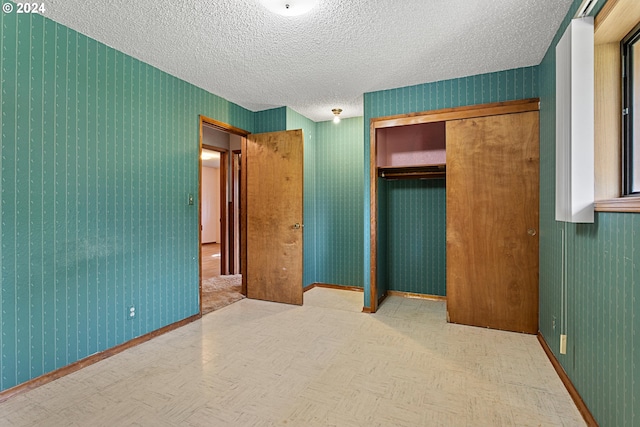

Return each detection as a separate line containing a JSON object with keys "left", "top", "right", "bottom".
{"left": 201, "top": 274, "right": 244, "bottom": 315}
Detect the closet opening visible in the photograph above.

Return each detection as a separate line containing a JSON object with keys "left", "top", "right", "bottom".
{"left": 368, "top": 99, "right": 540, "bottom": 334}
{"left": 373, "top": 121, "right": 447, "bottom": 312}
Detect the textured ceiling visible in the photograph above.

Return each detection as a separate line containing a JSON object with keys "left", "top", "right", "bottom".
{"left": 43, "top": 0, "right": 574, "bottom": 122}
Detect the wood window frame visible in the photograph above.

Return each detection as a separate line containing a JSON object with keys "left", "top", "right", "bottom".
{"left": 593, "top": 0, "right": 640, "bottom": 212}
{"left": 622, "top": 22, "right": 640, "bottom": 196}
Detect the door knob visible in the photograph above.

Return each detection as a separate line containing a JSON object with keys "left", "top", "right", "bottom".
{"left": 527, "top": 228, "right": 537, "bottom": 236}
{"left": 293, "top": 223, "right": 302, "bottom": 229}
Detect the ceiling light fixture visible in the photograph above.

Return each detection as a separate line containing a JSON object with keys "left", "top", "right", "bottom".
{"left": 259, "top": 0, "right": 318, "bottom": 17}
{"left": 332, "top": 108, "right": 342, "bottom": 124}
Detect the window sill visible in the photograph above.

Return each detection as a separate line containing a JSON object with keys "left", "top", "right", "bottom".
{"left": 594, "top": 197, "right": 640, "bottom": 213}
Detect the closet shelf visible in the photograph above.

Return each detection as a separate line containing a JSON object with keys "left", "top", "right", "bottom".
{"left": 378, "top": 164, "right": 446, "bottom": 180}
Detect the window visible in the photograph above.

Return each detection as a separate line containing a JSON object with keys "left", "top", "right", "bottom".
{"left": 593, "top": 0, "right": 640, "bottom": 211}
{"left": 622, "top": 23, "right": 640, "bottom": 195}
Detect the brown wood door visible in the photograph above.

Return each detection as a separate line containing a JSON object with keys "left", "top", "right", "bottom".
{"left": 243, "top": 130, "right": 304, "bottom": 305}
{"left": 446, "top": 111, "right": 539, "bottom": 334}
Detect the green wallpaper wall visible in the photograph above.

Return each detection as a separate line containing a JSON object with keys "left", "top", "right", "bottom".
{"left": 383, "top": 179, "right": 446, "bottom": 296}
{"left": 538, "top": 1, "right": 638, "bottom": 425}
{"left": 286, "top": 108, "right": 318, "bottom": 287}
{"left": 255, "top": 107, "right": 287, "bottom": 134}
{"left": 0, "top": 11, "right": 255, "bottom": 392}
{"left": 314, "top": 117, "right": 364, "bottom": 288}
{"left": 363, "top": 67, "right": 539, "bottom": 306}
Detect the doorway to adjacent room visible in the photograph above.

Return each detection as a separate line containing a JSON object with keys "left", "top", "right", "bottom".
{"left": 199, "top": 119, "right": 244, "bottom": 314}
{"left": 198, "top": 116, "right": 306, "bottom": 314}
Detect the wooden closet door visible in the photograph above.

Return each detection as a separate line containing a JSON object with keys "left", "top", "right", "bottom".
{"left": 446, "top": 111, "right": 539, "bottom": 334}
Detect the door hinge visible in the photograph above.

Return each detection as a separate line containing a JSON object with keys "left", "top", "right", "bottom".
{"left": 623, "top": 108, "right": 629, "bottom": 116}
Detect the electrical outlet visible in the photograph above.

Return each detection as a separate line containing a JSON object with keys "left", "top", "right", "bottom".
{"left": 560, "top": 334, "right": 567, "bottom": 354}
{"left": 128, "top": 305, "right": 136, "bottom": 320}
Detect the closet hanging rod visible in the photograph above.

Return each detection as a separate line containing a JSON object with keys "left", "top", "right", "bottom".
{"left": 378, "top": 164, "right": 446, "bottom": 180}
